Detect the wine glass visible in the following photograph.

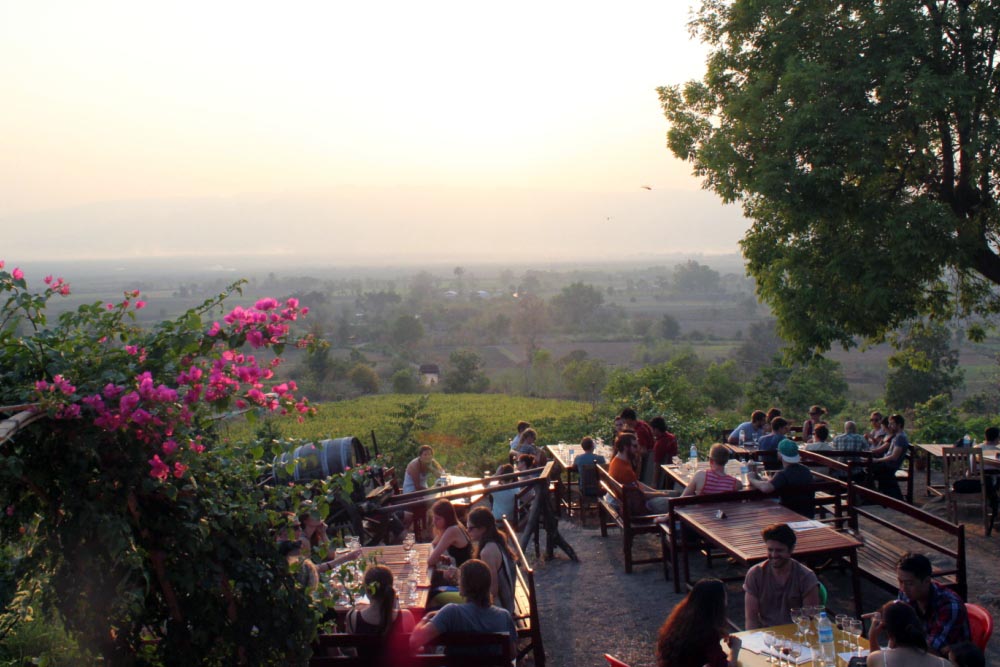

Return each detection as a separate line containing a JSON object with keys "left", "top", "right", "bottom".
{"left": 790, "top": 608, "right": 807, "bottom": 641}
{"left": 778, "top": 637, "right": 792, "bottom": 667}
{"left": 787, "top": 641, "right": 802, "bottom": 665}
{"left": 762, "top": 631, "right": 777, "bottom": 665}
{"left": 835, "top": 613, "right": 850, "bottom": 649}
{"left": 847, "top": 618, "right": 863, "bottom": 656}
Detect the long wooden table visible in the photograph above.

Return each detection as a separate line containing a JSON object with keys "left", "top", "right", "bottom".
{"left": 729, "top": 623, "right": 866, "bottom": 666}
{"left": 329, "top": 543, "right": 433, "bottom": 624}
{"left": 661, "top": 461, "right": 710, "bottom": 490}
{"left": 916, "top": 443, "right": 1000, "bottom": 497}
{"left": 546, "top": 441, "right": 612, "bottom": 512}
{"left": 670, "top": 500, "right": 863, "bottom": 616}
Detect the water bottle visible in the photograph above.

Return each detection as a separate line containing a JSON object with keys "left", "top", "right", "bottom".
{"left": 740, "top": 460, "right": 749, "bottom": 486}
{"left": 739, "top": 429, "right": 746, "bottom": 447}
{"left": 816, "top": 612, "right": 836, "bottom": 666}
{"left": 963, "top": 433, "right": 972, "bottom": 447}
{"left": 689, "top": 444, "right": 698, "bottom": 469}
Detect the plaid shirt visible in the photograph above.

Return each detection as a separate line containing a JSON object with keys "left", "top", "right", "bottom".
{"left": 899, "top": 582, "right": 970, "bottom": 653}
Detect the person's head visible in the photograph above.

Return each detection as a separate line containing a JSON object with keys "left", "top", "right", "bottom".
{"left": 879, "top": 600, "right": 929, "bottom": 651}
{"left": 614, "top": 432, "right": 638, "bottom": 458}
{"left": 889, "top": 414, "right": 905, "bottom": 433}
{"left": 580, "top": 436, "right": 595, "bottom": 452}
{"left": 778, "top": 439, "right": 800, "bottom": 465}
{"left": 362, "top": 564, "right": 397, "bottom": 631}
{"left": 458, "top": 559, "right": 493, "bottom": 607}
{"left": 948, "top": 641, "right": 986, "bottom": 667}
{"left": 808, "top": 405, "right": 826, "bottom": 421}
{"left": 496, "top": 463, "right": 514, "bottom": 476}
{"left": 709, "top": 443, "right": 730, "bottom": 467}
{"left": 520, "top": 428, "right": 537, "bottom": 445}
{"left": 516, "top": 454, "right": 534, "bottom": 471}
{"left": 984, "top": 426, "right": 999, "bottom": 443}
{"left": 613, "top": 416, "right": 625, "bottom": 432}
{"left": 814, "top": 425, "right": 830, "bottom": 442}
{"left": 844, "top": 420, "right": 858, "bottom": 434}
{"left": 751, "top": 410, "right": 767, "bottom": 427}
{"left": 650, "top": 416, "right": 667, "bottom": 435}
{"left": 770, "top": 416, "right": 789, "bottom": 434}
{"left": 656, "top": 578, "right": 727, "bottom": 666}
{"left": 467, "top": 506, "right": 514, "bottom": 560}
{"left": 418, "top": 445, "right": 434, "bottom": 466}
{"left": 516, "top": 421, "right": 530, "bottom": 434}
{"left": 761, "top": 523, "right": 796, "bottom": 568}
{"left": 765, "top": 407, "right": 782, "bottom": 424}
{"left": 870, "top": 411, "right": 883, "bottom": 427}
{"left": 881, "top": 415, "right": 890, "bottom": 428}
{"left": 431, "top": 499, "right": 459, "bottom": 535}
{"left": 619, "top": 407, "right": 638, "bottom": 425}
{"left": 896, "top": 552, "right": 932, "bottom": 603}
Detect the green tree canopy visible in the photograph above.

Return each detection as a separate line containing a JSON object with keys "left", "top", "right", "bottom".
{"left": 661, "top": 0, "right": 1000, "bottom": 356}
{"left": 550, "top": 281, "right": 604, "bottom": 329}
{"left": 885, "top": 321, "right": 964, "bottom": 409}
{"left": 442, "top": 350, "right": 490, "bottom": 394}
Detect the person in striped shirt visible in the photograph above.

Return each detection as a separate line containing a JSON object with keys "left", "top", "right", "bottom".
{"left": 681, "top": 444, "right": 743, "bottom": 496}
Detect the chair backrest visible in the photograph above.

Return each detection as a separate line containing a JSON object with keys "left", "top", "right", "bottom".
{"left": 578, "top": 462, "right": 601, "bottom": 497}
{"left": 943, "top": 447, "right": 976, "bottom": 484}
{"left": 966, "top": 602, "right": 994, "bottom": 651}
{"left": 604, "top": 654, "right": 631, "bottom": 667}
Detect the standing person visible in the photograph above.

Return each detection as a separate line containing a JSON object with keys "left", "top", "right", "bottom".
{"left": 747, "top": 439, "right": 817, "bottom": 518}
{"left": 682, "top": 444, "right": 743, "bottom": 496}
{"left": 509, "top": 421, "right": 531, "bottom": 451}
{"left": 870, "top": 414, "right": 910, "bottom": 500}
{"left": 650, "top": 417, "right": 678, "bottom": 466}
{"left": 866, "top": 600, "right": 951, "bottom": 666}
{"left": 608, "top": 432, "right": 675, "bottom": 514}
{"left": 404, "top": 445, "right": 440, "bottom": 494}
{"left": 466, "top": 507, "right": 518, "bottom": 615}
{"left": 410, "top": 560, "right": 518, "bottom": 658}
{"left": 802, "top": 405, "right": 828, "bottom": 442}
{"left": 892, "top": 553, "right": 970, "bottom": 656}
{"left": 620, "top": 408, "right": 656, "bottom": 484}
{"left": 743, "top": 523, "right": 821, "bottom": 629}
{"left": 345, "top": 565, "right": 415, "bottom": 665}
{"left": 727, "top": 410, "right": 767, "bottom": 445}
{"left": 656, "top": 578, "right": 741, "bottom": 667}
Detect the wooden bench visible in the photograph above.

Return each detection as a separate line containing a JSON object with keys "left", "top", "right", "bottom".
{"left": 800, "top": 447, "right": 914, "bottom": 504}
{"left": 597, "top": 464, "right": 667, "bottom": 574}
{"left": 844, "top": 482, "right": 967, "bottom": 605}
{"left": 311, "top": 632, "right": 513, "bottom": 667}
{"left": 501, "top": 517, "right": 546, "bottom": 667}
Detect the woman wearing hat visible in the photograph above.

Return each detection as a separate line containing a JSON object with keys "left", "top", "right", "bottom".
{"left": 802, "top": 405, "right": 828, "bottom": 442}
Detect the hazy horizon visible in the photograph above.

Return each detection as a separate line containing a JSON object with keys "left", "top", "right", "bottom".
{"left": 1, "top": 1, "right": 750, "bottom": 264}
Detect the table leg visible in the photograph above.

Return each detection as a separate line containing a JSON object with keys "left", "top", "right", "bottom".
{"left": 925, "top": 448, "right": 933, "bottom": 497}
{"left": 850, "top": 549, "right": 863, "bottom": 619}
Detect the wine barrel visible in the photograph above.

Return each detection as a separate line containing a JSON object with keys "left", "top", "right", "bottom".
{"left": 272, "top": 436, "right": 363, "bottom": 483}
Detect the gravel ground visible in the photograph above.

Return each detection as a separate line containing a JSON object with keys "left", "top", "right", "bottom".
{"left": 529, "top": 480, "right": 999, "bottom": 667}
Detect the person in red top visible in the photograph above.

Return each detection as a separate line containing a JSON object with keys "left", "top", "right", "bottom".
{"left": 650, "top": 416, "right": 678, "bottom": 465}
{"left": 682, "top": 444, "right": 743, "bottom": 496}
{"left": 620, "top": 407, "right": 654, "bottom": 453}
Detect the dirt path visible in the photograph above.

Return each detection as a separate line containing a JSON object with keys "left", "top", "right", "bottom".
{"left": 530, "top": 486, "right": 998, "bottom": 667}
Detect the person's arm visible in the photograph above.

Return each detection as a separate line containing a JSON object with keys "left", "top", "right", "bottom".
{"left": 745, "top": 592, "right": 762, "bottom": 630}
{"left": 874, "top": 444, "right": 903, "bottom": 465}
{"left": 316, "top": 548, "right": 363, "bottom": 573}
{"left": 746, "top": 472, "right": 775, "bottom": 494}
{"left": 802, "top": 583, "right": 821, "bottom": 607}
{"left": 426, "top": 526, "right": 460, "bottom": 567}
{"left": 682, "top": 470, "right": 706, "bottom": 497}
{"left": 397, "top": 609, "right": 415, "bottom": 633}
{"left": 725, "top": 635, "right": 742, "bottom": 667}
{"left": 410, "top": 612, "right": 441, "bottom": 651}
{"left": 926, "top": 598, "right": 964, "bottom": 656}
{"left": 866, "top": 614, "right": 884, "bottom": 653}
{"left": 405, "top": 460, "right": 425, "bottom": 491}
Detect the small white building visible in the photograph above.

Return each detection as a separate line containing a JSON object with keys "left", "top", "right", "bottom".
{"left": 419, "top": 364, "right": 440, "bottom": 386}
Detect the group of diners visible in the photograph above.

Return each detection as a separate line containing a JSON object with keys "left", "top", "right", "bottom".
{"left": 655, "top": 523, "right": 983, "bottom": 667}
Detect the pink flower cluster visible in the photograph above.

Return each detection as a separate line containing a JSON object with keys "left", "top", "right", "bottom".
{"left": 43, "top": 275, "right": 72, "bottom": 296}
{"left": 220, "top": 298, "right": 309, "bottom": 349}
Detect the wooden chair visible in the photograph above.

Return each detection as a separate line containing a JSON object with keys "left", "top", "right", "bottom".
{"left": 501, "top": 517, "right": 546, "bottom": 667}
{"left": 576, "top": 462, "right": 602, "bottom": 527}
{"left": 943, "top": 447, "right": 991, "bottom": 531}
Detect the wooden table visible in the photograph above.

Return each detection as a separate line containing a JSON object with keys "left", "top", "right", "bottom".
{"left": 547, "top": 441, "right": 612, "bottom": 511}
{"left": 661, "top": 461, "right": 710, "bottom": 490}
{"left": 671, "top": 500, "right": 863, "bottom": 616}
{"left": 329, "top": 543, "right": 433, "bottom": 625}
{"left": 729, "top": 623, "right": 865, "bottom": 666}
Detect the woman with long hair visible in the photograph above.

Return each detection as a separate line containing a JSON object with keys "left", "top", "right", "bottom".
{"left": 656, "top": 578, "right": 740, "bottom": 667}
{"left": 466, "top": 506, "right": 518, "bottom": 614}
{"left": 426, "top": 499, "right": 472, "bottom": 569}
{"left": 346, "top": 565, "right": 414, "bottom": 635}
{"left": 867, "top": 600, "right": 950, "bottom": 666}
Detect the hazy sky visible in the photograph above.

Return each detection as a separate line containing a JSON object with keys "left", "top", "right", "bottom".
{"left": 1, "top": 1, "right": 749, "bottom": 264}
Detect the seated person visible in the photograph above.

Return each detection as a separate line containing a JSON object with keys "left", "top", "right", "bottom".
{"left": 515, "top": 428, "right": 547, "bottom": 466}
{"left": 410, "top": 559, "right": 518, "bottom": 658}
{"left": 764, "top": 407, "right": 782, "bottom": 434}
{"left": 403, "top": 445, "right": 440, "bottom": 494}
{"left": 866, "top": 600, "right": 950, "bottom": 666}
{"left": 747, "top": 439, "right": 816, "bottom": 518}
{"left": 893, "top": 553, "right": 970, "bottom": 656}
{"left": 656, "top": 578, "right": 741, "bottom": 667}
{"left": 947, "top": 642, "right": 986, "bottom": 667}
{"left": 727, "top": 410, "right": 767, "bottom": 445}
{"left": 608, "top": 432, "right": 676, "bottom": 514}
{"left": 650, "top": 417, "right": 678, "bottom": 466}
{"left": 427, "top": 499, "right": 472, "bottom": 570}
{"left": 870, "top": 414, "right": 910, "bottom": 500}
{"left": 280, "top": 539, "right": 361, "bottom": 591}
{"left": 345, "top": 565, "right": 415, "bottom": 665}
{"left": 743, "top": 523, "right": 820, "bottom": 629}
{"left": 866, "top": 411, "right": 887, "bottom": 446}
{"left": 572, "top": 436, "right": 606, "bottom": 468}
{"left": 682, "top": 444, "right": 743, "bottom": 496}
{"left": 509, "top": 420, "right": 530, "bottom": 450}
{"left": 757, "top": 417, "right": 790, "bottom": 470}
{"left": 802, "top": 404, "right": 828, "bottom": 442}
{"left": 805, "top": 424, "right": 833, "bottom": 450}
{"left": 489, "top": 463, "right": 517, "bottom": 521}
{"left": 833, "top": 420, "right": 870, "bottom": 459}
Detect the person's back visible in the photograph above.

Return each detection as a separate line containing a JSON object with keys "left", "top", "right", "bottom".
{"left": 771, "top": 462, "right": 815, "bottom": 518}
{"left": 701, "top": 468, "right": 741, "bottom": 495}
{"left": 490, "top": 464, "right": 516, "bottom": 521}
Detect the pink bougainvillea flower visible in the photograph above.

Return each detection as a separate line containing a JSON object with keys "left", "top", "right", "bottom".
{"left": 255, "top": 297, "right": 279, "bottom": 311}
{"left": 148, "top": 455, "right": 169, "bottom": 481}
{"left": 12, "top": 267, "right": 24, "bottom": 280}
{"left": 135, "top": 300, "right": 146, "bottom": 309}
{"left": 106, "top": 303, "right": 114, "bottom": 310}
{"left": 56, "top": 404, "right": 81, "bottom": 420}
{"left": 173, "top": 462, "right": 188, "bottom": 478}
{"left": 5, "top": 505, "right": 13, "bottom": 517}
{"left": 59, "top": 284, "right": 71, "bottom": 295}
{"left": 0, "top": 260, "right": 5, "bottom": 269}
{"left": 44, "top": 275, "right": 53, "bottom": 284}
{"left": 162, "top": 439, "right": 179, "bottom": 456}
{"left": 189, "top": 441, "right": 205, "bottom": 454}
{"left": 35, "top": 380, "right": 49, "bottom": 393}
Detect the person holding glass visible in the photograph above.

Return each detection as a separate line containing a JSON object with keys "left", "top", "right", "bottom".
{"left": 656, "top": 578, "right": 741, "bottom": 667}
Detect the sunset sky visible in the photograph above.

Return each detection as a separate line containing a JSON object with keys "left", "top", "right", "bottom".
{"left": 1, "top": 1, "right": 748, "bottom": 264}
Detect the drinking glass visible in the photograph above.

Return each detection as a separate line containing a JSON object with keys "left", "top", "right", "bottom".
{"left": 805, "top": 605, "right": 823, "bottom": 638}
{"left": 835, "top": 613, "right": 850, "bottom": 649}
{"left": 790, "top": 608, "right": 806, "bottom": 641}
{"left": 778, "top": 637, "right": 792, "bottom": 667}
{"left": 787, "top": 642, "right": 802, "bottom": 665}
{"left": 847, "top": 618, "right": 863, "bottom": 656}
{"left": 762, "top": 631, "right": 777, "bottom": 665}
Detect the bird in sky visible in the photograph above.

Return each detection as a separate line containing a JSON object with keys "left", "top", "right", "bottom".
{"left": 640, "top": 185, "right": 652, "bottom": 190}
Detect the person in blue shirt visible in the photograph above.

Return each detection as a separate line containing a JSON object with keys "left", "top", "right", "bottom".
{"left": 757, "top": 417, "right": 790, "bottom": 470}
{"left": 728, "top": 410, "right": 767, "bottom": 445}
{"left": 572, "top": 436, "right": 606, "bottom": 469}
